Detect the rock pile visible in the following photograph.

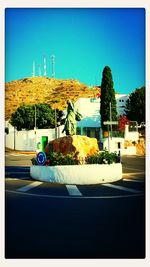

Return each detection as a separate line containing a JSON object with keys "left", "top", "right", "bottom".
{"left": 45, "top": 135, "right": 99, "bottom": 160}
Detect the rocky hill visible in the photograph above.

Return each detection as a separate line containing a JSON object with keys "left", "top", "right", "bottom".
{"left": 5, "top": 77, "right": 99, "bottom": 120}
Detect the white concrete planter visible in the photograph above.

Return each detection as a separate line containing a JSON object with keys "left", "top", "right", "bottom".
{"left": 30, "top": 163, "right": 122, "bottom": 185}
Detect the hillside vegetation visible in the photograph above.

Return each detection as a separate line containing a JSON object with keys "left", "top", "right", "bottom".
{"left": 5, "top": 77, "right": 99, "bottom": 120}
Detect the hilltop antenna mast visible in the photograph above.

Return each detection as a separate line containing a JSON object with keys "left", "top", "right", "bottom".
{"left": 38, "top": 64, "right": 41, "bottom": 76}
{"left": 32, "top": 61, "right": 35, "bottom": 77}
{"left": 44, "top": 55, "right": 47, "bottom": 77}
{"left": 52, "top": 55, "right": 55, "bottom": 78}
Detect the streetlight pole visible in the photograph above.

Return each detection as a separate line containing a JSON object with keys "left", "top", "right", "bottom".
{"left": 35, "top": 105, "right": 37, "bottom": 129}
{"left": 55, "top": 107, "right": 57, "bottom": 139}
{"left": 107, "top": 124, "right": 110, "bottom": 152}
{"left": 109, "top": 102, "right": 113, "bottom": 139}
{"left": 35, "top": 105, "right": 37, "bottom": 151}
{"left": 14, "top": 126, "right": 16, "bottom": 150}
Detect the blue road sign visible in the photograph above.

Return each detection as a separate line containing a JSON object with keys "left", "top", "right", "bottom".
{"left": 36, "top": 152, "right": 47, "bottom": 166}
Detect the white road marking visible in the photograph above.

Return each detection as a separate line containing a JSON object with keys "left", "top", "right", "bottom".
{"left": 5, "top": 178, "right": 19, "bottom": 181}
{"left": 124, "top": 167, "right": 145, "bottom": 172}
{"left": 17, "top": 181, "right": 43, "bottom": 192}
{"left": 5, "top": 189, "right": 144, "bottom": 199}
{"left": 102, "top": 183, "right": 142, "bottom": 193}
{"left": 123, "top": 172, "right": 144, "bottom": 176}
{"left": 66, "top": 185, "right": 82, "bottom": 196}
{"left": 123, "top": 178, "right": 144, "bottom": 183}
{"left": 6, "top": 177, "right": 28, "bottom": 180}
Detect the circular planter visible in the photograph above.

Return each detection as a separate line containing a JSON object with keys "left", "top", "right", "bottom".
{"left": 30, "top": 163, "right": 122, "bottom": 185}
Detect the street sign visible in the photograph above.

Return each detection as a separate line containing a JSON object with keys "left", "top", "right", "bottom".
{"left": 36, "top": 152, "right": 47, "bottom": 166}
{"left": 103, "top": 121, "right": 118, "bottom": 125}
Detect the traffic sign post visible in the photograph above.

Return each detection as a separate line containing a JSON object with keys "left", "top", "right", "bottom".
{"left": 36, "top": 152, "right": 47, "bottom": 166}
{"left": 103, "top": 121, "right": 118, "bottom": 125}
{"left": 103, "top": 120, "right": 118, "bottom": 152}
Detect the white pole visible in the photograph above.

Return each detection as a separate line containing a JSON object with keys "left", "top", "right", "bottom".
{"left": 35, "top": 105, "right": 37, "bottom": 129}
{"left": 55, "top": 108, "right": 57, "bottom": 139}
{"left": 110, "top": 102, "right": 113, "bottom": 140}
{"left": 35, "top": 105, "right": 37, "bottom": 151}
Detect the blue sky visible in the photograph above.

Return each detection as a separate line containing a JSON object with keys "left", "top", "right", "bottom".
{"left": 5, "top": 8, "right": 145, "bottom": 94}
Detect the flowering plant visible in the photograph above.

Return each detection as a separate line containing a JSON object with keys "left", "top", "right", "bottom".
{"left": 31, "top": 151, "right": 120, "bottom": 166}
{"left": 86, "top": 151, "right": 120, "bottom": 165}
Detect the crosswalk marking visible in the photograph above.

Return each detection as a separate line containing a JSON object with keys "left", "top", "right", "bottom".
{"left": 123, "top": 178, "right": 144, "bottom": 183}
{"left": 17, "top": 181, "right": 43, "bottom": 192}
{"left": 123, "top": 172, "right": 144, "bottom": 176}
{"left": 124, "top": 167, "right": 145, "bottom": 172}
{"left": 102, "top": 183, "right": 142, "bottom": 193}
{"left": 6, "top": 179, "right": 144, "bottom": 196}
{"left": 66, "top": 185, "right": 82, "bottom": 196}
{"left": 6, "top": 178, "right": 19, "bottom": 181}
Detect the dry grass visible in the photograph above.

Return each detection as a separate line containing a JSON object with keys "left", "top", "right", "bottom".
{"left": 5, "top": 77, "right": 99, "bottom": 119}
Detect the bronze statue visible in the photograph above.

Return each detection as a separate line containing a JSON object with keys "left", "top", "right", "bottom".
{"left": 62, "top": 100, "right": 82, "bottom": 136}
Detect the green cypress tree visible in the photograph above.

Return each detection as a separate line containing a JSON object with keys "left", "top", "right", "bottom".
{"left": 100, "top": 66, "right": 117, "bottom": 131}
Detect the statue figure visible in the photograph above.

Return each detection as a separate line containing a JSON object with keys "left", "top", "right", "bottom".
{"left": 62, "top": 100, "right": 82, "bottom": 136}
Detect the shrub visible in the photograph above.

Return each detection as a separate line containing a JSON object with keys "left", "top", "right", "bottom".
{"left": 112, "top": 131, "right": 124, "bottom": 138}
{"left": 86, "top": 151, "right": 120, "bottom": 165}
{"left": 31, "top": 151, "right": 120, "bottom": 166}
{"left": 31, "top": 157, "right": 38, "bottom": 165}
{"left": 45, "top": 152, "right": 78, "bottom": 166}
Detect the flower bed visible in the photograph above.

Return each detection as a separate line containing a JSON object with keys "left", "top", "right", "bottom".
{"left": 30, "top": 163, "right": 122, "bottom": 185}
{"left": 30, "top": 151, "right": 122, "bottom": 185}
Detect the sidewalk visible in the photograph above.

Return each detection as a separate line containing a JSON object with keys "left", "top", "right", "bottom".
{"left": 5, "top": 147, "right": 36, "bottom": 155}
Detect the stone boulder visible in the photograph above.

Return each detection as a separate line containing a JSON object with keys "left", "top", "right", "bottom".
{"left": 45, "top": 135, "right": 99, "bottom": 160}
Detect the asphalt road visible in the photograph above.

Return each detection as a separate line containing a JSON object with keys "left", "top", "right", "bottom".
{"left": 5, "top": 153, "right": 145, "bottom": 259}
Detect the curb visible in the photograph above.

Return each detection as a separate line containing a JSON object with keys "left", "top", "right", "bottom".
{"left": 5, "top": 150, "right": 36, "bottom": 155}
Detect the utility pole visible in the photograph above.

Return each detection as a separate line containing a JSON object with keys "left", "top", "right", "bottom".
{"left": 34, "top": 105, "right": 37, "bottom": 151}
{"left": 14, "top": 127, "right": 16, "bottom": 150}
{"left": 55, "top": 107, "right": 57, "bottom": 139}
{"left": 107, "top": 124, "right": 110, "bottom": 152}
{"left": 35, "top": 105, "right": 37, "bottom": 129}
{"left": 52, "top": 55, "right": 55, "bottom": 78}
{"left": 110, "top": 102, "right": 113, "bottom": 139}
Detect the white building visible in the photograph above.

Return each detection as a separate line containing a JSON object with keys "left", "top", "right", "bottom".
{"left": 75, "top": 93, "right": 129, "bottom": 140}
{"left": 115, "top": 93, "right": 129, "bottom": 116}
{"left": 75, "top": 97, "right": 101, "bottom": 140}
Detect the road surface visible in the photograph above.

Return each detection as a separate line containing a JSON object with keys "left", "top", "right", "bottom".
{"left": 5, "top": 153, "right": 145, "bottom": 259}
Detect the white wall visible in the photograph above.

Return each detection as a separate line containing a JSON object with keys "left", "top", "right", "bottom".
{"left": 115, "top": 94, "right": 129, "bottom": 116}
{"left": 5, "top": 124, "right": 65, "bottom": 151}
{"left": 102, "top": 137, "right": 137, "bottom": 155}
{"left": 75, "top": 94, "right": 129, "bottom": 130}
{"left": 103, "top": 137, "right": 125, "bottom": 155}
{"left": 124, "top": 125, "right": 139, "bottom": 142}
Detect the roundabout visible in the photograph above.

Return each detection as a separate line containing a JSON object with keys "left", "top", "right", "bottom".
{"left": 30, "top": 163, "right": 123, "bottom": 185}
